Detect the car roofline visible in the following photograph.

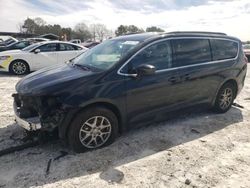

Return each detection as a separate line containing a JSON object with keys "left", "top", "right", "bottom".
{"left": 24, "top": 41, "right": 86, "bottom": 51}
{"left": 111, "top": 31, "right": 241, "bottom": 43}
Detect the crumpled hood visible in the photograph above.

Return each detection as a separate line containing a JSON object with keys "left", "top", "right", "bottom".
{"left": 16, "top": 63, "right": 95, "bottom": 96}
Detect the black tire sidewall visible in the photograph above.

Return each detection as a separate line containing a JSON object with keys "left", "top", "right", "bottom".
{"left": 10, "top": 60, "right": 29, "bottom": 75}
{"left": 213, "top": 83, "right": 236, "bottom": 113}
{"left": 68, "top": 107, "right": 118, "bottom": 153}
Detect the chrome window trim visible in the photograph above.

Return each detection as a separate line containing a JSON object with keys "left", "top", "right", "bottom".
{"left": 117, "top": 37, "right": 240, "bottom": 77}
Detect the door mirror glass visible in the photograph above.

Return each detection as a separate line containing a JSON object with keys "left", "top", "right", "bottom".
{"left": 135, "top": 64, "right": 156, "bottom": 76}
{"left": 34, "top": 49, "right": 40, "bottom": 54}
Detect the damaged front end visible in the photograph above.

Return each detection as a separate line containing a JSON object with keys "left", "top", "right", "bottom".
{"left": 12, "top": 93, "right": 65, "bottom": 132}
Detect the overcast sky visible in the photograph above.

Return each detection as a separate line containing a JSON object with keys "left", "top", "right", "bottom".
{"left": 0, "top": 0, "right": 249, "bottom": 40}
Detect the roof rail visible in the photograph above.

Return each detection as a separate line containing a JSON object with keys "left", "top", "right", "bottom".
{"left": 123, "top": 32, "right": 145, "bottom": 36}
{"left": 167, "top": 31, "right": 227, "bottom": 36}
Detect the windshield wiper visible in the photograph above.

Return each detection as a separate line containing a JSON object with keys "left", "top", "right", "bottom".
{"left": 73, "top": 64, "right": 91, "bottom": 71}
{"left": 74, "top": 63, "right": 103, "bottom": 72}
{"left": 74, "top": 64, "right": 101, "bottom": 72}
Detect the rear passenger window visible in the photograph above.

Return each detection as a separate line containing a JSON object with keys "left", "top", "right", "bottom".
{"left": 60, "top": 44, "right": 76, "bottom": 51}
{"left": 75, "top": 46, "right": 83, "bottom": 50}
{"left": 210, "top": 39, "right": 238, "bottom": 60}
{"left": 37, "top": 43, "right": 57, "bottom": 52}
{"left": 172, "top": 39, "right": 212, "bottom": 67}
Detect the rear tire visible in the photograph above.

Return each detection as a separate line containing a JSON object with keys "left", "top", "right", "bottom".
{"left": 212, "top": 83, "right": 236, "bottom": 113}
{"left": 9, "top": 60, "right": 30, "bottom": 75}
{"left": 68, "top": 107, "right": 118, "bottom": 153}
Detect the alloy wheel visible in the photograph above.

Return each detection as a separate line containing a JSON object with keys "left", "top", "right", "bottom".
{"left": 219, "top": 88, "right": 233, "bottom": 110}
{"left": 12, "top": 61, "right": 27, "bottom": 75}
{"left": 79, "top": 116, "right": 112, "bottom": 148}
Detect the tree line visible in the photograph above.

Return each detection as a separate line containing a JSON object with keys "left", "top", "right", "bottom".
{"left": 19, "top": 17, "right": 165, "bottom": 42}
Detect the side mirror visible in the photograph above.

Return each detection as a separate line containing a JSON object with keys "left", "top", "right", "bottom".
{"left": 135, "top": 64, "right": 156, "bottom": 77}
{"left": 34, "top": 49, "right": 40, "bottom": 54}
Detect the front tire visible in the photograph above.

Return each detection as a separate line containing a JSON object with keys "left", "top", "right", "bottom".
{"left": 213, "top": 83, "right": 236, "bottom": 113}
{"left": 9, "top": 60, "right": 29, "bottom": 75}
{"left": 68, "top": 107, "right": 118, "bottom": 153}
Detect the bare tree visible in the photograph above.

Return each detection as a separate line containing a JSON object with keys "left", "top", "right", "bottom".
{"left": 74, "top": 22, "right": 89, "bottom": 33}
{"left": 34, "top": 17, "right": 46, "bottom": 26}
{"left": 17, "top": 22, "right": 25, "bottom": 33}
{"left": 89, "top": 24, "right": 97, "bottom": 41}
{"left": 90, "top": 24, "right": 110, "bottom": 41}
{"left": 73, "top": 22, "right": 92, "bottom": 41}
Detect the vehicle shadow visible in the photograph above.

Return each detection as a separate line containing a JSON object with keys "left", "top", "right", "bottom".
{"left": 0, "top": 106, "right": 244, "bottom": 187}
{"left": 0, "top": 71, "right": 25, "bottom": 78}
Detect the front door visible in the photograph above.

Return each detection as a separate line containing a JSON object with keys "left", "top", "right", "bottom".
{"left": 120, "top": 40, "right": 185, "bottom": 127}
{"left": 32, "top": 43, "right": 59, "bottom": 70}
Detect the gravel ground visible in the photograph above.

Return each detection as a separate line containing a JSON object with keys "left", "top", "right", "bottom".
{"left": 0, "top": 68, "right": 249, "bottom": 188}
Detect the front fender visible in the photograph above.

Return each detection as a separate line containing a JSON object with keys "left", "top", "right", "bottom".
{"left": 59, "top": 98, "right": 126, "bottom": 140}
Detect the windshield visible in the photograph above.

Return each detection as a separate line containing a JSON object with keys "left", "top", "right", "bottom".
{"left": 5, "top": 39, "right": 16, "bottom": 45}
{"left": 22, "top": 43, "right": 40, "bottom": 51}
{"left": 7, "top": 41, "right": 18, "bottom": 47}
{"left": 73, "top": 39, "right": 140, "bottom": 70}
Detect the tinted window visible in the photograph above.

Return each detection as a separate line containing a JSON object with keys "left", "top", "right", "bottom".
{"left": 22, "top": 43, "right": 40, "bottom": 51}
{"left": 14, "top": 41, "right": 29, "bottom": 48}
{"left": 75, "top": 46, "right": 83, "bottom": 50}
{"left": 172, "top": 39, "right": 211, "bottom": 67}
{"left": 37, "top": 43, "right": 57, "bottom": 52}
{"left": 210, "top": 39, "right": 238, "bottom": 60}
{"left": 73, "top": 40, "right": 140, "bottom": 70}
{"left": 127, "top": 40, "right": 172, "bottom": 71}
{"left": 60, "top": 43, "right": 76, "bottom": 51}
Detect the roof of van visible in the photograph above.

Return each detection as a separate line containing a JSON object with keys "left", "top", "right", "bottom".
{"left": 113, "top": 31, "right": 240, "bottom": 42}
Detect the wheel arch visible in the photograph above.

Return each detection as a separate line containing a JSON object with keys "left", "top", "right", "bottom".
{"left": 212, "top": 78, "right": 238, "bottom": 106}
{"left": 59, "top": 101, "right": 124, "bottom": 141}
{"left": 9, "top": 59, "right": 30, "bottom": 73}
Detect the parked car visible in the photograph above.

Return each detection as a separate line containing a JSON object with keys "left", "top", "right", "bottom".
{"left": 243, "top": 44, "right": 250, "bottom": 62}
{"left": 0, "top": 37, "right": 18, "bottom": 47}
{"left": 0, "top": 40, "right": 32, "bottom": 52}
{"left": 0, "top": 41, "right": 87, "bottom": 75}
{"left": 69, "top": 39, "right": 82, "bottom": 44}
{"left": 26, "top": 38, "right": 50, "bottom": 43}
{"left": 83, "top": 41, "right": 100, "bottom": 49}
{"left": 13, "top": 32, "right": 247, "bottom": 152}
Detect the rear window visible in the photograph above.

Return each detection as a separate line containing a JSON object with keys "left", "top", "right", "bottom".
{"left": 60, "top": 43, "right": 76, "bottom": 51}
{"left": 172, "top": 39, "right": 212, "bottom": 67}
{"left": 210, "top": 39, "right": 238, "bottom": 60}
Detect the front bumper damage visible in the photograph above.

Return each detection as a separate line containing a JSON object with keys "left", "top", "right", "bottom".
{"left": 13, "top": 101, "right": 41, "bottom": 131}
{"left": 12, "top": 93, "right": 64, "bottom": 132}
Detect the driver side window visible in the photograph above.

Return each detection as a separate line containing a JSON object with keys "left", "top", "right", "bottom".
{"left": 122, "top": 40, "right": 172, "bottom": 73}
{"left": 36, "top": 43, "right": 58, "bottom": 52}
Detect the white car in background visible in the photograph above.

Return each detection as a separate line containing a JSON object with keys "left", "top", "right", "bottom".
{"left": 26, "top": 38, "right": 50, "bottom": 43}
{"left": 0, "top": 41, "right": 87, "bottom": 75}
{"left": 69, "top": 39, "right": 82, "bottom": 44}
{"left": 0, "top": 36, "right": 18, "bottom": 47}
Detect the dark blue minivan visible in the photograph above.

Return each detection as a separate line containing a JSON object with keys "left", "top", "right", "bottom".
{"left": 13, "top": 32, "right": 247, "bottom": 152}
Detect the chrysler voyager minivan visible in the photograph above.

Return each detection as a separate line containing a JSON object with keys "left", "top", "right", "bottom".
{"left": 13, "top": 32, "right": 247, "bottom": 152}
